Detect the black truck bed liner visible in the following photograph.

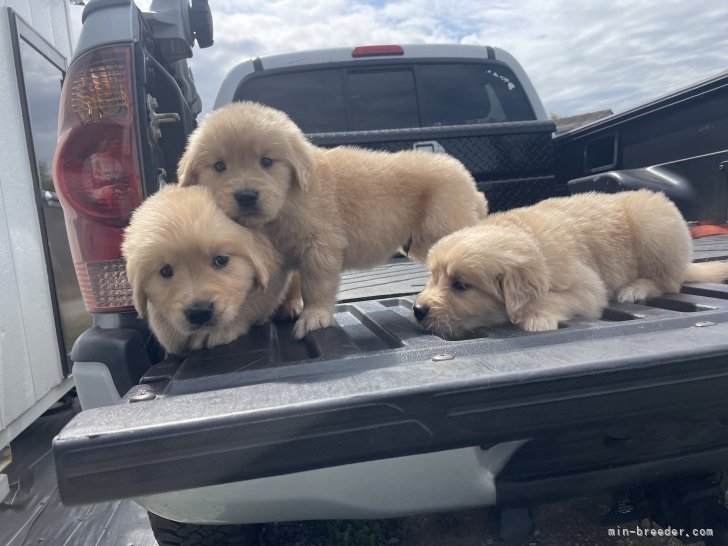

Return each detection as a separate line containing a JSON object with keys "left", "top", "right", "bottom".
{"left": 54, "top": 235, "right": 728, "bottom": 505}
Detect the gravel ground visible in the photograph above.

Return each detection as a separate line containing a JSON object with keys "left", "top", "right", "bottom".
{"left": 256, "top": 502, "right": 705, "bottom": 545}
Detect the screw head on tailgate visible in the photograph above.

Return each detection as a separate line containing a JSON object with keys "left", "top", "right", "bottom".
{"left": 129, "top": 390, "right": 156, "bottom": 402}
{"left": 432, "top": 353, "right": 454, "bottom": 362}
{"left": 694, "top": 321, "right": 716, "bottom": 327}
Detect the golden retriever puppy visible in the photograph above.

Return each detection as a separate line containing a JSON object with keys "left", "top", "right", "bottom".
{"left": 414, "top": 190, "right": 728, "bottom": 337}
{"left": 122, "top": 185, "right": 290, "bottom": 355}
{"left": 178, "top": 101, "right": 488, "bottom": 339}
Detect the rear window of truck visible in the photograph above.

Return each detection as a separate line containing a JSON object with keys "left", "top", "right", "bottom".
{"left": 234, "top": 62, "right": 536, "bottom": 133}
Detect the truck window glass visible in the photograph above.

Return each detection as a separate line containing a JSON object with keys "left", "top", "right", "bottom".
{"left": 235, "top": 61, "right": 535, "bottom": 133}
{"left": 235, "top": 68, "right": 346, "bottom": 133}
{"left": 348, "top": 69, "right": 419, "bottom": 130}
{"left": 417, "top": 63, "right": 535, "bottom": 126}
{"left": 19, "top": 40, "right": 63, "bottom": 192}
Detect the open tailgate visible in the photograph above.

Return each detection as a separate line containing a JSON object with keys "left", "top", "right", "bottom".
{"left": 53, "top": 280, "right": 728, "bottom": 505}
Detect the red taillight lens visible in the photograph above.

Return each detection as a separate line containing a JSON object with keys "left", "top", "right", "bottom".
{"left": 53, "top": 46, "right": 143, "bottom": 313}
{"left": 352, "top": 45, "right": 404, "bottom": 57}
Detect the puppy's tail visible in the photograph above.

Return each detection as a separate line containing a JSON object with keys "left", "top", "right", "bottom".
{"left": 475, "top": 191, "right": 489, "bottom": 218}
{"left": 684, "top": 261, "right": 728, "bottom": 283}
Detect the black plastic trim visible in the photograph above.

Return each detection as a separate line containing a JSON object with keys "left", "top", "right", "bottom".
{"left": 497, "top": 426, "right": 728, "bottom": 506}
{"left": 144, "top": 53, "right": 198, "bottom": 182}
{"left": 70, "top": 327, "right": 153, "bottom": 396}
{"left": 190, "top": 0, "right": 214, "bottom": 48}
{"left": 567, "top": 167, "right": 699, "bottom": 218}
{"left": 82, "top": 0, "right": 133, "bottom": 24}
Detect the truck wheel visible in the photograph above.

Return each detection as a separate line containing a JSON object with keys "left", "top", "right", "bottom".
{"left": 148, "top": 512, "right": 263, "bottom": 545}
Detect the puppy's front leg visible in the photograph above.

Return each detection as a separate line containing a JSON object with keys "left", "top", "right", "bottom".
{"left": 517, "top": 268, "right": 608, "bottom": 332}
{"left": 292, "top": 250, "right": 342, "bottom": 340}
{"left": 519, "top": 313, "right": 560, "bottom": 332}
{"left": 274, "top": 271, "right": 304, "bottom": 321}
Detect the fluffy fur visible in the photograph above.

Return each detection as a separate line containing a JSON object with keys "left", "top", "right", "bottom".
{"left": 414, "top": 190, "right": 728, "bottom": 338}
{"left": 122, "top": 185, "right": 290, "bottom": 355}
{"left": 178, "top": 100, "right": 487, "bottom": 339}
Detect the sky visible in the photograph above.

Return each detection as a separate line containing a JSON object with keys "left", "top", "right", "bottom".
{"left": 69, "top": 0, "right": 728, "bottom": 119}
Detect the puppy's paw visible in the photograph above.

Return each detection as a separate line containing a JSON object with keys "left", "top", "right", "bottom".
{"left": 617, "top": 288, "right": 642, "bottom": 303}
{"left": 207, "top": 325, "right": 249, "bottom": 348}
{"left": 617, "top": 280, "right": 655, "bottom": 303}
{"left": 293, "top": 308, "right": 332, "bottom": 340}
{"left": 274, "top": 297, "right": 304, "bottom": 322}
{"left": 520, "top": 314, "right": 559, "bottom": 332}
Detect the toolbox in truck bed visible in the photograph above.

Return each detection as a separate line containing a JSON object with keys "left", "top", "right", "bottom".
{"left": 308, "top": 121, "right": 555, "bottom": 212}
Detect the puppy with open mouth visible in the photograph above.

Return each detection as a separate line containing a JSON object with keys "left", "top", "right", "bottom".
{"left": 122, "top": 185, "right": 290, "bottom": 355}
{"left": 413, "top": 190, "right": 728, "bottom": 338}
{"left": 177, "top": 101, "right": 488, "bottom": 339}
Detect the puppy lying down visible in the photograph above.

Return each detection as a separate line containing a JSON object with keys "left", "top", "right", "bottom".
{"left": 122, "top": 185, "right": 290, "bottom": 355}
{"left": 414, "top": 190, "right": 728, "bottom": 338}
{"left": 177, "top": 101, "right": 488, "bottom": 339}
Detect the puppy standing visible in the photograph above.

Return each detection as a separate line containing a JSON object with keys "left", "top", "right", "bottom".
{"left": 178, "top": 101, "right": 488, "bottom": 339}
{"left": 122, "top": 185, "right": 290, "bottom": 355}
{"left": 414, "top": 190, "right": 728, "bottom": 338}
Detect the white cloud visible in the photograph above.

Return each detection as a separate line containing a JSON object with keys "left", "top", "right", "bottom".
{"left": 462, "top": 0, "right": 728, "bottom": 115}
{"left": 69, "top": 0, "right": 728, "bottom": 117}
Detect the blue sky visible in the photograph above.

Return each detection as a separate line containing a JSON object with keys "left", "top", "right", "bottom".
{"left": 70, "top": 0, "right": 728, "bottom": 118}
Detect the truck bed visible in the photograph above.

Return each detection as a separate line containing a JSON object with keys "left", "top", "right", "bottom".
{"left": 337, "top": 233, "right": 728, "bottom": 300}
{"left": 53, "top": 236, "right": 728, "bottom": 505}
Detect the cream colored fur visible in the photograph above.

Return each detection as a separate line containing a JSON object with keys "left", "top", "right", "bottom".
{"left": 415, "top": 190, "right": 728, "bottom": 337}
{"left": 122, "top": 185, "right": 290, "bottom": 355}
{"left": 178, "top": 101, "right": 487, "bottom": 339}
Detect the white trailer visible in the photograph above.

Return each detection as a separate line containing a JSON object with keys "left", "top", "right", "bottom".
{"left": 0, "top": 0, "right": 84, "bottom": 499}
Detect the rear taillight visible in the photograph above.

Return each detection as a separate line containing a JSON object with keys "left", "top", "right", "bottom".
{"left": 53, "top": 45, "right": 143, "bottom": 313}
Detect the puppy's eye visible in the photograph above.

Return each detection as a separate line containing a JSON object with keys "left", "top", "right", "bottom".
{"left": 260, "top": 156, "right": 273, "bottom": 168}
{"left": 451, "top": 279, "right": 469, "bottom": 291}
{"left": 213, "top": 161, "right": 226, "bottom": 172}
{"left": 212, "top": 255, "right": 229, "bottom": 268}
{"left": 159, "top": 265, "right": 174, "bottom": 278}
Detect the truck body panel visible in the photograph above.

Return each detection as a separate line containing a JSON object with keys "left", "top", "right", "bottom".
{"left": 555, "top": 70, "right": 728, "bottom": 223}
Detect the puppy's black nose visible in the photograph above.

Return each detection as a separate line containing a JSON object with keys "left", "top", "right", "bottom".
{"left": 413, "top": 303, "right": 429, "bottom": 322}
{"left": 234, "top": 189, "right": 259, "bottom": 208}
{"left": 185, "top": 301, "right": 214, "bottom": 325}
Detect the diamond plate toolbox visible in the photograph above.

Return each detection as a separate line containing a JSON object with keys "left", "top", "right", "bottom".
{"left": 309, "top": 121, "right": 555, "bottom": 211}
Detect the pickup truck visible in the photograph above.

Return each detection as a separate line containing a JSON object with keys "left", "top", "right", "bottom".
{"left": 51, "top": 0, "right": 728, "bottom": 544}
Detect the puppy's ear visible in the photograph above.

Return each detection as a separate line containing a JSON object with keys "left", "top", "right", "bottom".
{"left": 500, "top": 257, "right": 548, "bottom": 325}
{"left": 239, "top": 230, "right": 278, "bottom": 291}
{"left": 124, "top": 262, "right": 148, "bottom": 318}
{"left": 286, "top": 134, "right": 316, "bottom": 193}
{"left": 176, "top": 147, "right": 199, "bottom": 187}
{"left": 132, "top": 286, "right": 148, "bottom": 319}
